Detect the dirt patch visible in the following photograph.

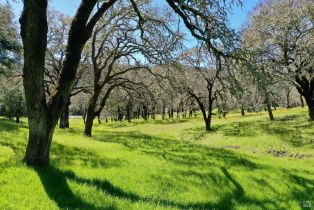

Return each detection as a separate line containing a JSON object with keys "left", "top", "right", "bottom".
{"left": 267, "top": 149, "right": 305, "bottom": 159}
{"left": 223, "top": 145, "right": 240, "bottom": 149}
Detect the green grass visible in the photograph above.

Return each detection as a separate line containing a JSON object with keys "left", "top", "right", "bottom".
{"left": 0, "top": 107, "right": 313, "bottom": 210}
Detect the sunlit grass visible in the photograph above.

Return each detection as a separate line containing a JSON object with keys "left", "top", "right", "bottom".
{"left": 0, "top": 107, "right": 313, "bottom": 209}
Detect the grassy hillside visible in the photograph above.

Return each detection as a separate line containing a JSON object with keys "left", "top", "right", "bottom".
{"left": 0, "top": 108, "right": 313, "bottom": 210}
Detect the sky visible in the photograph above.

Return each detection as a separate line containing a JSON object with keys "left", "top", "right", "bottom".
{"left": 6, "top": 0, "right": 259, "bottom": 31}
{"left": 4, "top": 0, "right": 260, "bottom": 51}
{"left": 229, "top": 0, "right": 260, "bottom": 29}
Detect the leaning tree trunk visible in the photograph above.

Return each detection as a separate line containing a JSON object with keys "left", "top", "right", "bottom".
{"left": 200, "top": 106, "right": 210, "bottom": 131}
{"left": 303, "top": 96, "right": 314, "bottom": 121}
{"left": 266, "top": 102, "right": 274, "bottom": 121}
{"left": 207, "top": 101, "right": 213, "bottom": 131}
{"left": 20, "top": 0, "right": 117, "bottom": 166}
{"left": 189, "top": 90, "right": 211, "bottom": 130}
{"left": 84, "top": 94, "right": 99, "bottom": 137}
{"left": 297, "top": 85, "right": 314, "bottom": 120}
{"left": 294, "top": 78, "right": 314, "bottom": 120}
{"left": 59, "top": 102, "right": 70, "bottom": 128}
{"left": 84, "top": 110, "right": 95, "bottom": 137}
{"left": 97, "top": 114, "right": 101, "bottom": 124}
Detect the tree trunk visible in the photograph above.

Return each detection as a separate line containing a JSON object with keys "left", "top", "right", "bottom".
{"left": 137, "top": 107, "right": 140, "bottom": 119}
{"left": 286, "top": 92, "right": 290, "bottom": 109}
{"left": 205, "top": 118, "right": 211, "bottom": 131}
{"left": 189, "top": 109, "right": 192, "bottom": 117}
{"left": 16, "top": 114, "right": 20, "bottom": 123}
{"left": 303, "top": 95, "right": 314, "bottom": 120}
{"left": 300, "top": 95, "right": 304, "bottom": 108}
{"left": 126, "top": 104, "right": 132, "bottom": 122}
{"left": 117, "top": 107, "right": 123, "bottom": 121}
{"left": 206, "top": 101, "right": 213, "bottom": 131}
{"left": 200, "top": 106, "right": 210, "bottom": 131}
{"left": 20, "top": 0, "right": 53, "bottom": 166}
{"left": 241, "top": 108, "right": 245, "bottom": 116}
{"left": 294, "top": 81, "right": 314, "bottom": 120}
{"left": 24, "top": 118, "right": 56, "bottom": 165}
{"left": 191, "top": 94, "right": 211, "bottom": 131}
{"left": 308, "top": 104, "right": 314, "bottom": 120}
{"left": 266, "top": 103, "right": 274, "bottom": 120}
{"left": 59, "top": 103, "right": 70, "bottom": 128}
{"left": 84, "top": 95, "right": 98, "bottom": 137}
{"left": 142, "top": 105, "right": 148, "bottom": 121}
{"left": 152, "top": 106, "right": 155, "bottom": 120}
{"left": 98, "top": 114, "right": 101, "bottom": 124}
{"left": 162, "top": 105, "right": 165, "bottom": 120}
{"left": 20, "top": 0, "right": 116, "bottom": 166}
{"left": 84, "top": 115, "right": 94, "bottom": 137}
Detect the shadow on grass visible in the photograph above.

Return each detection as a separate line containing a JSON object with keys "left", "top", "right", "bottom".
{"left": 1, "top": 114, "right": 313, "bottom": 209}
{"left": 181, "top": 114, "right": 314, "bottom": 147}
{"left": 93, "top": 130, "right": 259, "bottom": 169}
{"left": 0, "top": 130, "right": 124, "bottom": 169}
{"left": 35, "top": 166, "right": 236, "bottom": 209}
{"left": 34, "top": 165, "right": 294, "bottom": 210}
{"left": 180, "top": 121, "right": 259, "bottom": 142}
{"left": 35, "top": 166, "right": 116, "bottom": 210}
{"left": 103, "top": 118, "right": 190, "bottom": 129}
{"left": 90, "top": 127, "right": 313, "bottom": 209}
{"left": 257, "top": 115, "right": 314, "bottom": 147}
{"left": 180, "top": 127, "right": 211, "bottom": 141}
{"left": 288, "top": 173, "right": 314, "bottom": 206}
{"left": 217, "top": 121, "right": 259, "bottom": 137}
{"left": 0, "top": 118, "right": 28, "bottom": 132}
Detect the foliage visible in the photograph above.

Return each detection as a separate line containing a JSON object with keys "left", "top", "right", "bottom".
{"left": 242, "top": 0, "right": 314, "bottom": 118}
{"left": 0, "top": 88, "right": 25, "bottom": 119}
{"left": 0, "top": 3, "right": 20, "bottom": 73}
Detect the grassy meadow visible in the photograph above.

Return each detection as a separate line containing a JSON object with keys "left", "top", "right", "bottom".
{"left": 0, "top": 107, "right": 313, "bottom": 210}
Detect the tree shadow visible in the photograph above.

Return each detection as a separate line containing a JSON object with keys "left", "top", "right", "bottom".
{"left": 180, "top": 126, "right": 211, "bottom": 141}
{"left": 35, "top": 166, "right": 116, "bottom": 210}
{"left": 180, "top": 121, "right": 259, "bottom": 142}
{"left": 180, "top": 114, "right": 314, "bottom": 148}
{"left": 102, "top": 118, "right": 189, "bottom": 129}
{"left": 216, "top": 121, "right": 259, "bottom": 137}
{"left": 71, "top": 165, "right": 283, "bottom": 210}
{"left": 258, "top": 115, "right": 314, "bottom": 147}
{"left": 288, "top": 173, "right": 314, "bottom": 209}
{"left": 152, "top": 119, "right": 189, "bottom": 125}
{"left": 0, "top": 118, "right": 28, "bottom": 132}
{"left": 33, "top": 166, "right": 249, "bottom": 210}
{"left": 0, "top": 130, "right": 124, "bottom": 169}
{"left": 93, "top": 130, "right": 259, "bottom": 170}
